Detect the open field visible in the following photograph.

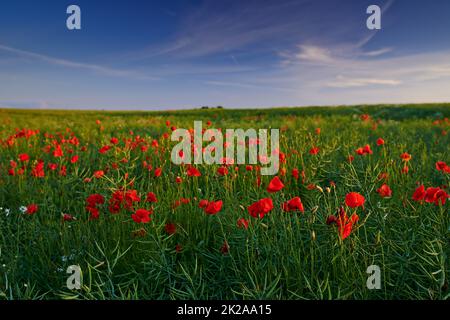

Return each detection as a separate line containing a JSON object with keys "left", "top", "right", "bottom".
{"left": 0, "top": 103, "right": 449, "bottom": 300}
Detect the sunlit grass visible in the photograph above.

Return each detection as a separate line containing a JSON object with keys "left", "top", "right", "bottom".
{"left": 0, "top": 104, "right": 449, "bottom": 300}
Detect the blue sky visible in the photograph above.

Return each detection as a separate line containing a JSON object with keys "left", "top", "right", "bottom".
{"left": 1, "top": 0, "right": 450, "bottom": 110}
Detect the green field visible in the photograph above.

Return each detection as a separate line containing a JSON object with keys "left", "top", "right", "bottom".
{"left": 0, "top": 103, "right": 449, "bottom": 300}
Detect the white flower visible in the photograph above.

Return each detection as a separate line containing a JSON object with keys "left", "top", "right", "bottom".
{"left": 5, "top": 209, "right": 10, "bottom": 216}
{"left": 19, "top": 206, "right": 27, "bottom": 214}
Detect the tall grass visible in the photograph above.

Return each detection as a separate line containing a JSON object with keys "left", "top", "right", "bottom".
{"left": 0, "top": 104, "right": 448, "bottom": 299}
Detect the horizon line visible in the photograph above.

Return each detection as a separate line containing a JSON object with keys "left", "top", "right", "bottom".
{"left": 1, "top": 101, "right": 450, "bottom": 113}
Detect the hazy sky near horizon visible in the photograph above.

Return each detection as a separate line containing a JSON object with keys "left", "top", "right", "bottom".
{"left": 1, "top": 0, "right": 450, "bottom": 110}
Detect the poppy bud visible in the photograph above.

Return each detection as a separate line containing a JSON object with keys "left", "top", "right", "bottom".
{"left": 326, "top": 215, "right": 337, "bottom": 225}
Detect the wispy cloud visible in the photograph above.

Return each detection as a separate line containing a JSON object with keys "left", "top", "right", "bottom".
{"left": 129, "top": 0, "right": 388, "bottom": 61}
{"left": 280, "top": 42, "right": 392, "bottom": 67}
{"left": 294, "top": 45, "right": 335, "bottom": 64}
{"left": 361, "top": 47, "right": 393, "bottom": 57}
{"left": 327, "top": 75, "right": 401, "bottom": 88}
{"left": 0, "top": 44, "right": 156, "bottom": 80}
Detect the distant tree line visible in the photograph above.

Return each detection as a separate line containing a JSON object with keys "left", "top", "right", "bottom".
{"left": 201, "top": 106, "right": 224, "bottom": 109}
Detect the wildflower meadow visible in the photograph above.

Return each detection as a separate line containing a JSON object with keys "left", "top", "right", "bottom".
{"left": 0, "top": 104, "right": 448, "bottom": 300}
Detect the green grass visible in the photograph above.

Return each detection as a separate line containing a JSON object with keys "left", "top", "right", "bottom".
{"left": 0, "top": 103, "right": 449, "bottom": 300}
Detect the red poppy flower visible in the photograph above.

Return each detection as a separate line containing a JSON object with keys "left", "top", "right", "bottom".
{"left": 94, "top": 170, "right": 104, "bottom": 179}
{"left": 31, "top": 160, "right": 45, "bottom": 177}
{"left": 248, "top": 198, "right": 273, "bottom": 219}
{"left": 356, "top": 145, "right": 372, "bottom": 156}
{"left": 412, "top": 185, "right": 426, "bottom": 202}
{"left": 176, "top": 176, "right": 183, "bottom": 184}
{"left": 424, "top": 187, "right": 439, "bottom": 204}
{"left": 59, "top": 165, "right": 67, "bottom": 176}
{"left": 125, "top": 190, "right": 141, "bottom": 207}
{"left": 70, "top": 155, "right": 79, "bottom": 164}
{"left": 164, "top": 223, "right": 177, "bottom": 235}
{"left": 154, "top": 167, "right": 162, "bottom": 177}
{"left": 400, "top": 152, "right": 412, "bottom": 162}
{"left": 376, "top": 138, "right": 385, "bottom": 146}
{"left": 187, "top": 165, "right": 201, "bottom": 177}
{"left": 132, "top": 208, "right": 152, "bottom": 223}
{"left": 108, "top": 189, "right": 140, "bottom": 213}
{"left": 26, "top": 204, "right": 38, "bottom": 215}
{"left": 326, "top": 215, "right": 337, "bottom": 225}
{"left": 256, "top": 176, "right": 261, "bottom": 187}
{"left": 19, "top": 153, "right": 29, "bottom": 162}
{"left": 345, "top": 192, "right": 365, "bottom": 208}
{"left": 282, "top": 197, "right": 304, "bottom": 213}
{"left": 267, "top": 176, "right": 284, "bottom": 193}
{"left": 146, "top": 192, "right": 158, "bottom": 203}
{"left": 309, "top": 147, "right": 320, "bottom": 155}
{"left": 86, "top": 206, "right": 99, "bottom": 219}
{"left": 434, "top": 189, "right": 448, "bottom": 206}
{"left": 292, "top": 168, "right": 299, "bottom": 180}
{"left": 110, "top": 137, "right": 119, "bottom": 145}
{"left": 336, "top": 207, "right": 359, "bottom": 240}
{"left": 86, "top": 194, "right": 105, "bottom": 207}
{"left": 402, "top": 165, "right": 409, "bottom": 174}
{"left": 436, "top": 161, "right": 448, "bottom": 171}
{"left": 362, "top": 144, "right": 373, "bottom": 155}
{"left": 204, "top": 200, "right": 223, "bottom": 215}
{"left": 199, "top": 199, "right": 209, "bottom": 208}
{"left": 220, "top": 241, "right": 230, "bottom": 254}
{"left": 217, "top": 166, "right": 229, "bottom": 176}
{"left": 99, "top": 145, "right": 111, "bottom": 154}
{"left": 63, "top": 213, "right": 75, "bottom": 221}
{"left": 424, "top": 187, "right": 448, "bottom": 206}
{"left": 377, "top": 184, "right": 392, "bottom": 198}
{"left": 53, "top": 145, "right": 63, "bottom": 157}
{"left": 237, "top": 218, "right": 249, "bottom": 229}
{"left": 141, "top": 144, "right": 149, "bottom": 152}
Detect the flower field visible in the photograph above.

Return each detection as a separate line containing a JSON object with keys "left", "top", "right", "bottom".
{"left": 0, "top": 104, "right": 449, "bottom": 300}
